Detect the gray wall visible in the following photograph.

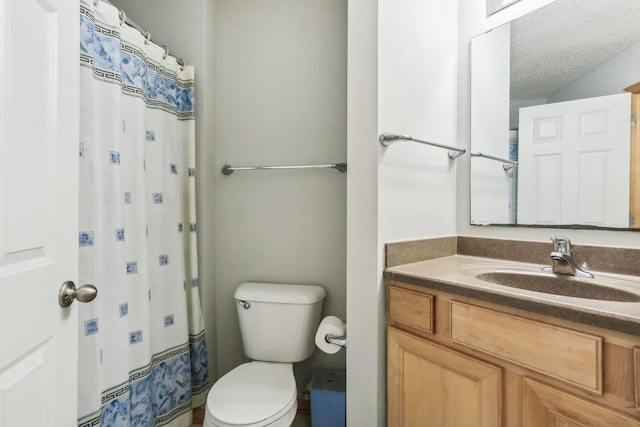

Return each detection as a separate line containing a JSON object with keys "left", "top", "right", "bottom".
{"left": 213, "top": 0, "right": 347, "bottom": 388}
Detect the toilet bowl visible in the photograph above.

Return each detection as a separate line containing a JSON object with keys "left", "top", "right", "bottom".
{"left": 205, "top": 362, "right": 297, "bottom": 427}
{"left": 203, "top": 282, "right": 326, "bottom": 427}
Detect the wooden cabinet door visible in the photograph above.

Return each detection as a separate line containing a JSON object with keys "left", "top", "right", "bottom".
{"left": 388, "top": 327, "right": 503, "bottom": 427}
{"left": 523, "top": 378, "right": 640, "bottom": 427}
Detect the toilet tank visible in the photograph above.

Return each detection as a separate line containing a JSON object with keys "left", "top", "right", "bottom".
{"left": 234, "top": 282, "right": 326, "bottom": 363}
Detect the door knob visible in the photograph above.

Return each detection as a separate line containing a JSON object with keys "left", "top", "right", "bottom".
{"left": 58, "top": 281, "right": 98, "bottom": 307}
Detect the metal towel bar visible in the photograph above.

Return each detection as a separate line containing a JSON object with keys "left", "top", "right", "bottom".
{"left": 222, "top": 163, "right": 347, "bottom": 175}
{"left": 470, "top": 151, "right": 518, "bottom": 170}
{"left": 379, "top": 133, "right": 466, "bottom": 159}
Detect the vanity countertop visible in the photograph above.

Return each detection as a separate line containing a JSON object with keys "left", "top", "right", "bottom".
{"left": 384, "top": 254, "right": 640, "bottom": 336}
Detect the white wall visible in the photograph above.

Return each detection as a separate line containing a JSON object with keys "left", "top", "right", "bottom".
{"left": 378, "top": 0, "right": 459, "bottom": 244}
{"left": 345, "top": 0, "right": 461, "bottom": 425}
{"left": 346, "top": 0, "right": 380, "bottom": 423}
{"left": 213, "top": 0, "right": 347, "bottom": 390}
{"left": 457, "top": 0, "right": 640, "bottom": 249}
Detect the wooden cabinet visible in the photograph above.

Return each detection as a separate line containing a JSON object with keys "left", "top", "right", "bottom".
{"left": 387, "top": 280, "right": 640, "bottom": 427}
{"left": 388, "top": 327, "right": 502, "bottom": 427}
{"left": 388, "top": 286, "right": 434, "bottom": 333}
{"left": 450, "top": 301, "right": 602, "bottom": 393}
{"left": 523, "top": 377, "right": 639, "bottom": 426}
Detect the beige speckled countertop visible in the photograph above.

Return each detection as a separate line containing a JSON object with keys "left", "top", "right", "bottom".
{"left": 384, "top": 254, "right": 640, "bottom": 336}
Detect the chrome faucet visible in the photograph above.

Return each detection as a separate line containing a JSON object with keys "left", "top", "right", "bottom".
{"left": 542, "top": 236, "right": 594, "bottom": 278}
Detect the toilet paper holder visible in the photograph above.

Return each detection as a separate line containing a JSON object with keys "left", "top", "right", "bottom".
{"left": 325, "top": 334, "right": 347, "bottom": 349}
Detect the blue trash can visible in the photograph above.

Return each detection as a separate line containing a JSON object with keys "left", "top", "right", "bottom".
{"left": 310, "top": 369, "right": 346, "bottom": 427}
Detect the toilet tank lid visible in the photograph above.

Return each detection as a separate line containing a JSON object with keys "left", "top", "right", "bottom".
{"left": 235, "top": 282, "right": 326, "bottom": 304}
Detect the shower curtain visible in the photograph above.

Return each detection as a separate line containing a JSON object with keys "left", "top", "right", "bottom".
{"left": 78, "top": 1, "right": 209, "bottom": 426}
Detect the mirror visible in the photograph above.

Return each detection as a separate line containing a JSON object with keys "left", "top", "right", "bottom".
{"left": 470, "top": 0, "right": 640, "bottom": 230}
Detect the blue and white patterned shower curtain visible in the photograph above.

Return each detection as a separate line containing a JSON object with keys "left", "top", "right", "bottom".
{"left": 78, "top": 1, "right": 209, "bottom": 426}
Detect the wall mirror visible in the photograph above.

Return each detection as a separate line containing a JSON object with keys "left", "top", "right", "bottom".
{"left": 470, "top": 0, "right": 640, "bottom": 230}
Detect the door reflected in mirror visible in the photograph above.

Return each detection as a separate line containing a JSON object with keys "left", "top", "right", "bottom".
{"left": 470, "top": 0, "right": 640, "bottom": 230}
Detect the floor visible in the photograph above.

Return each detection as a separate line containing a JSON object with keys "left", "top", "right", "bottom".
{"left": 190, "top": 412, "right": 311, "bottom": 427}
{"left": 292, "top": 413, "right": 311, "bottom": 427}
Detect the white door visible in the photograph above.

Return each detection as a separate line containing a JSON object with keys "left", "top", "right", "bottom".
{"left": 0, "top": 0, "right": 79, "bottom": 426}
{"left": 518, "top": 93, "right": 631, "bottom": 227}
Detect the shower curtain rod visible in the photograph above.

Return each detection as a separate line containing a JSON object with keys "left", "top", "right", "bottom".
{"left": 97, "top": 0, "right": 186, "bottom": 67}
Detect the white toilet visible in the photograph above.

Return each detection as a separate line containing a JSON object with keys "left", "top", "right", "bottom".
{"left": 204, "top": 281, "right": 326, "bottom": 427}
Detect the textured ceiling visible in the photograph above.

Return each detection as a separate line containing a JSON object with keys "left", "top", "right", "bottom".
{"left": 510, "top": 0, "right": 640, "bottom": 100}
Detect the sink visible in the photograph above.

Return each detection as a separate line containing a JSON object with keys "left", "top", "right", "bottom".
{"left": 475, "top": 271, "right": 640, "bottom": 302}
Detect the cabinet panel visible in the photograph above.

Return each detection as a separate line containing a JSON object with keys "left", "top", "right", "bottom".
{"left": 388, "top": 327, "right": 502, "bottom": 427}
{"left": 523, "top": 377, "right": 640, "bottom": 426}
{"left": 388, "top": 286, "right": 434, "bottom": 333}
{"left": 450, "top": 301, "right": 602, "bottom": 393}
{"left": 635, "top": 347, "right": 640, "bottom": 411}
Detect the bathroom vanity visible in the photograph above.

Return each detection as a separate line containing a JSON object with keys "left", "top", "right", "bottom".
{"left": 384, "top": 237, "right": 640, "bottom": 426}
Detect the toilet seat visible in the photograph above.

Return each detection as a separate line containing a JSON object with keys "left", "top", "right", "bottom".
{"left": 205, "top": 361, "right": 297, "bottom": 427}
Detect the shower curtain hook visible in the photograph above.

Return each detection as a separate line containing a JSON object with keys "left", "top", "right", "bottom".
{"left": 144, "top": 31, "right": 151, "bottom": 45}
{"left": 162, "top": 46, "right": 169, "bottom": 60}
{"left": 177, "top": 58, "right": 185, "bottom": 71}
{"left": 118, "top": 9, "right": 126, "bottom": 26}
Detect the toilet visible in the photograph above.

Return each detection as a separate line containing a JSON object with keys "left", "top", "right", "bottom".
{"left": 204, "top": 282, "right": 326, "bottom": 427}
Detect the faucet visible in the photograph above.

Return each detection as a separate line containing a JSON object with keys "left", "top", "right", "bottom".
{"left": 542, "top": 236, "right": 594, "bottom": 278}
